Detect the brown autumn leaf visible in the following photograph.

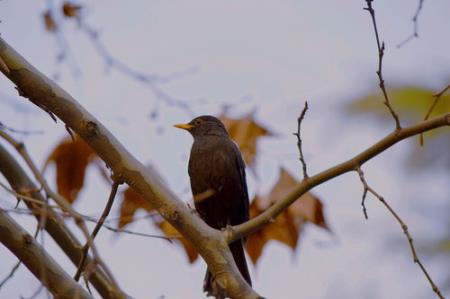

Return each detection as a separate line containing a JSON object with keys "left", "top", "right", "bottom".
{"left": 44, "top": 136, "right": 96, "bottom": 203}
{"left": 246, "top": 168, "right": 328, "bottom": 264}
{"left": 158, "top": 220, "right": 199, "bottom": 263}
{"left": 118, "top": 187, "right": 155, "bottom": 228}
{"left": 62, "top": 2, "right": 82, "bottom": 18}
{"left": 219, "top": 111, "right": 273, "bottom": 171}
{"left": 116, "top": 177, "right": 199, "bottom": 262}
{"left": 43, "top": 10, "right": 57, "bottom": 32}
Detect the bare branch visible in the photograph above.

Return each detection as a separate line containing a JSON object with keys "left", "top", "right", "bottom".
{"left": 0, "top": 128, "right": 121, "bottom": 290}
{"left": 4, "top": 207, "right": 173, "bottom": 242}
{"left": 74, "top": 181, "right": 120, "bottom": 281}
{"left": 293, "top": 101, "right": 309, "bottom": 179}
{"left": 79, "top": 22, "right": 195, "bottom": 115}
{"left": 230, "top": 113, "right": 450, "bottom": 241}
{"left": 364, "top": 0, "right": 402, "bottom": 130}
{"left": 355, "top": 167, "right": 444, "bottom": 299}
{"left": 0, "top": 143, "right": 125, "bottom": 299}
{"left": 0, "top": 260, "right": 21, "bottom": 289}
{"left": 0, "top": 208, "right": 92, "bottom": 299}
{"left": 397, "top": 0, "right": 425, "bottom": 48}
{"left": 420, "top": 84, "right": 450, "bottom": 145}
{"left": 0, "top": 121, "right": 44, "bottom": 135}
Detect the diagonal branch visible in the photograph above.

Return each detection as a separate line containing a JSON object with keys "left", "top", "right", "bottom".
{"left": 355, "top": 166, "right": 444, "bottom": 299}
{"left": 0, "top": 128, "right": 122, "bottom": 292}
{"left": 0, "top": 143, "right": 125, "bottom": 299}
{"left": 0, "top": 208, "right": 92, "bottom": 299}
{"left": 230, "top": 113, "right": 450, "bottom": 240}
{"left": 364, "top": 0, "right": 402, "bottom": 130}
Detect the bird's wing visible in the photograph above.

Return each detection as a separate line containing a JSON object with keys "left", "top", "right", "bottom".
{"left": 210, "top": 141, "right": 250, "bottom": 225}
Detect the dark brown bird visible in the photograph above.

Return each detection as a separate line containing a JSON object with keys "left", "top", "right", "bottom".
{"left": 175, "top": 115, "right": 251, "bottom": 296}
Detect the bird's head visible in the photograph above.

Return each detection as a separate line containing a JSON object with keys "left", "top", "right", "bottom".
{"left": 174, "top": 115, "right": 228, "bottom": 138}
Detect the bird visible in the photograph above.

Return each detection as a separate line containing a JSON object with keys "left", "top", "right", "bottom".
{"left": 174, "top": 115, "right": 251, "bottom": 296}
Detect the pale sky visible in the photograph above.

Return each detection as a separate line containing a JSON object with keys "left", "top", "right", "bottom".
{"left": 0, "top": 0, "right": 449, "bottom": 298}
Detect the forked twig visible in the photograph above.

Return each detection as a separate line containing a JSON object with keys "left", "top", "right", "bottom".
{"left": 397, "top": 0, "right": 425, "bottom": 48}
{"left": 355, "top": 166, "right": 444, "bottom": 299}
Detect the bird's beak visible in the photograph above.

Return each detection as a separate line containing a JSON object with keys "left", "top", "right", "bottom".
{"left": 174, "top": 123, "right": 194, "bottom": 131}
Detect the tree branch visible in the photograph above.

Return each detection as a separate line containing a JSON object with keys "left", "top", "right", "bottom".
{"left": 0, "top": 37, "right": 260, "bottom": 299}
{"left": 75, "top": 181, "right": 120, "bottom": 281}
{"left": 0, "top": 143, "right": 125, "bottom": 299}
{"left": 397, "top": 0, "right": 425, "bottom": 48}
{"left": 420, "top": 84, "right": 450, "bottom": 145}
{"left": 230, "top": 113, "right": 449, "bottom": 241}
{"left": 0, "top": 208, "right": 92, "bottom": 299}
{"left": 364, "top": 0, "right": 401, "bottom": 130}
{"left": 293, "top": 101, "right": 309, "bottom": 180}
{"left": 0, "top": 128, "right": 124, "bottom": 295}
{"left": 355, "top": 166, "right": 444, "bottom": 299}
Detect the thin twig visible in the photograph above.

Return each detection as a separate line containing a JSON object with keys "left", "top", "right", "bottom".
{"left": 2, "top": 206, "right": 173, "bottom": 241}
{"left": 20, "top": 284, "right": 44, "bottom": 299}
{"left": 355, "top": 167, "right": 370, "bottom": 220}
{"left": 293, "top": 101, "right": 309, "bottom": 179}
{"left": 0, "top": 261, "right": 21, "bottom": 289}
{"left": 364, "top": 0, "right": 401, "bottom": 130}
{"left": 397, "top": 0, "right": 425, "bottom": 48}
{"left": 420, "top": 84, "right": 450, "bottom": 145}
{"left": 0, "top": 122, "right": 44, "bottom": 135}
{"left": 74, "top": 180, "right": 120, "bottom": 281}
{"left": 355, "top": 166, "right": 444, "bottom": 299}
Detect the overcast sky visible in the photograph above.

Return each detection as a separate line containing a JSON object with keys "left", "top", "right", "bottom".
{"left": 0, "top": 0, "right": 449, "bottom": 298}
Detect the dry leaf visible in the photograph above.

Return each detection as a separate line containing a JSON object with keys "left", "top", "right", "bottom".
{"left": 44, "top": 137, "right": 96, "bottom": 203}
{"left": 62, "top": 2, "right": 82, "bottom": 18}
{"left": 117, "top": 187, "right": 199, "bottom": 262}
{"left": 219, "top": 111, "right": 272, "bottom": 171}
{"left": 158, "top": 220, "right": 199, "bottom": 263}
{"left": 246, "top": 168, "right": 328, "bottom": 264}
{"left": 118, "top": 187, "right": 154, "bottom": 228}
{"left": 43, "top": 10, "right": 57, "bottom": 32}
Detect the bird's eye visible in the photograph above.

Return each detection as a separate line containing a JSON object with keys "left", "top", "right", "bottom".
{"left": 194, "top": 119, "right": 202, "bottom": 125}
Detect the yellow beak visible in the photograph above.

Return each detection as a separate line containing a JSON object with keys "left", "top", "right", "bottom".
{"left": 174, "top": 123, "right": 194, "bottom": 131}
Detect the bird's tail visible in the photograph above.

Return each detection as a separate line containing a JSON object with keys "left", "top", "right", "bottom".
{"left": 204, "top": 240, "right": 251, "bottom": 297}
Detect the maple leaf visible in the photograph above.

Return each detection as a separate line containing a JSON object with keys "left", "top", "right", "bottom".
{"left": 44, "top": 136, "right": 97, "bottom": 203}
{"left": 246, "top": 168, "right": 328, "bottom": 264}
{"left": 158, "top": 220, "right": 199, "bottom": 263}
{"left": 219, "top": 111, "right": 273, "bottom": 171}
{"left": 43, "top": 10, "right": 57, "bottom": 32}
{"left": 117, "top": 185, "right": 199, "bottom": 262}
{"left": 118, "top": 187, "right": 155, "bottom": 228}
{"left": 62, "top": 2, "right": 82, "bottom": 18}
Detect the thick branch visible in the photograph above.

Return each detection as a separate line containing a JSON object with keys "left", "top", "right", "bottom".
{"left": 0, "top": 208, "right": 92, "bottom": 299}
{"left": 230, "top": 113, "right": 449, "bottom": 241}
{"left": 0, "top": 143, "right": 124, "bottom": 299}
{"left": 0, "top": 37, "right": 259, "bottom": 299}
